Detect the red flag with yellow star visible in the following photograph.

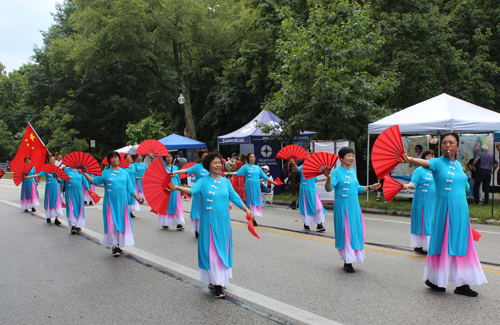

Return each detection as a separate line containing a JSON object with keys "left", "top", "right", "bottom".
{"left": 10, "top": 123, "right": 47, "bottom": 173}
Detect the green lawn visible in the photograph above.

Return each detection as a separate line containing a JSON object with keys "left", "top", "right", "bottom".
{"left": 275, "top": 190, "right": 500, "bottom": 223}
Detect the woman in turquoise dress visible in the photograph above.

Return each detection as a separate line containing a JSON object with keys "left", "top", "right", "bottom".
{"left": 401, "top": 132, "right": 487, "bottom": 297}
{"left": 63, "top": 166, "right": 91, "bottom": 234}
{"left": 81, "top": 151, "right": 143, "bottom": 256}
{"left": 24, "top": 155, "right": 63, "bottom": 224}
{"left": 325, "top": 147, "right": 380, "bottom": 273}
{"left": 402, "top": 150, "right": 435, "bottom": 254}
{"left": 172, "top": 149, "right": 209, "bottom": 237}
{"left": 134, "top": 155, "right": 147, "bottom": 199}
{"left": 125, "top": 154, "right": 140, "bottom": 217}
{"left": 225, "top": 153, "right": 277, "bottom": 226}
{"left": 298, "top": 163, "right": 327, "bottom": 232}
{"left": 159, "top": 153, "right": 185, "bottom": 230}
{"left": 20, "top": 157, "right": 40, "bottom": 212}
{"left": 167, "top": 152, "right": 253, "bottom": 299}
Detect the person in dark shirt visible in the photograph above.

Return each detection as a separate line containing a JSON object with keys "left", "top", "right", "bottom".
{"left": 467, "top": 149, "right": 480, "bottom": 202}
{"left": 473, "top": 145, "right": 498, "bottom": 204}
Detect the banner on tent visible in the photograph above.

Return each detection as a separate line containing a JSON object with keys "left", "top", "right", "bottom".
{"left": 253, "top": 139, "right": 282, "bottom": 195}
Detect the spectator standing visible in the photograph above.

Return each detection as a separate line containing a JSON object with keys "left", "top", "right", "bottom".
{"left": 287, "top": 158, "right": 299, "bottom": 197}
{"left": 467, "top": 149, "right": 481, "bottom": 202}
{"left": 473, "top": 145, "right": 498, "bottom": 205}
{"left": 174, "top": 151, "right": 188, "bottom": 186}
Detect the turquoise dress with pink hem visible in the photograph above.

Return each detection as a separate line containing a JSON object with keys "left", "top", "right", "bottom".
{"left": 186, "top": 163, "right": 209, "bottom": 232}
{"left": 298, "top": 165, "right": 327, "bottom": 226}
{"left": 20, "top": 167, "right": 40, "bottom": 210}
{"left": 63, "top": 167, "right": 90, "bottom": 229}
{"left": 236, "top": 164, "right": 268, "bottom": 218}
{"left": 92, "top": 168, "right": 136, "bottom": 247}
{"left": 38, "top": 171, "right": 64, "bottom": 219}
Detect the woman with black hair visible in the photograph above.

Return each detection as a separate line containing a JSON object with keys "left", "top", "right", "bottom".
{"left": 158, "top": 153, "right": 185, "bottom": 230}
{"left": 400, "top": 132, "right": 486, "bottom": 297}
{"left": 167, "top": 152, "right": 253, "bottom": 299}
{"left": 20, "top": 157, "right": 39, "bottom": 212}
{"left": 172, "top": 149, "right": 209, "bottom": 237}
{"left": 325, "top": 147, "right": 381, "bottom": 273}
{"left": 81, "top": 151, "right": 143, "bottom": 256}
{"left": 225, "top": 153, "right": 277, "bottom": 226}
{"left": 402, "top": 150, "right": 435, "bottom": 254}
{"left": 297, "top": 159, "right": 327, "bottom": 232}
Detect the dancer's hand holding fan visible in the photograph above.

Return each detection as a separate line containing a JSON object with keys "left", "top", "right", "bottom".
{"left": 371, "top": 125, "right": 405, "bottom": 179}
{"left": 302, "top": 152, "right": 339, "bottom": 180}
{"left": 143, "top": 158, "right": 173, "bottom": 216}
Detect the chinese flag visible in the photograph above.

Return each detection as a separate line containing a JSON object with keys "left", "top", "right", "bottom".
{"left": 10, "top": 123, "right": 47, "bottom": 173}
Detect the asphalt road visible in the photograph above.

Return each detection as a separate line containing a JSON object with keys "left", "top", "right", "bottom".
{"left": 1, "top": 179, "right": 499, "bottom": 324}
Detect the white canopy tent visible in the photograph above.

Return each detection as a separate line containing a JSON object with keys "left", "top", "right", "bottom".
{"left": 115, "top": 144, "right": 139, "bottom": 155}
{"left": 366, "top": 93, "right": 500, "bottom": 201}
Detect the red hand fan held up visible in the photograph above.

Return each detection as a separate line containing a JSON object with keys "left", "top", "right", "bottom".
{"left": 13, "top": 163, "right": 34, "bottom": 186}
{"left": 276, "top": 145, "right": 309, "bottom": 161}
{"left": 179, "top": 162, "right": 196, "bottom": 180}
{"left": 62, "top": 152, "right": 102, "bottom": 176}
{"left": 382, "top": 175, "right": 404, "bottom": 203}
{"left": 143, "top": 158, "right": 173, "bottom": 216}
{"left": 136, "top": 139, "right": 169, "bottom": 156}
{"left": 41, "top": 164, "right": 70, "bottom": 182}
{"left": 302, "top": 152, "right": 339, "bottom": 180}
{"left": 246, "top": 215, "right": 260, "bottom": 239}
{"left": 371, "top": 125, "right": 405, "bottom": 179}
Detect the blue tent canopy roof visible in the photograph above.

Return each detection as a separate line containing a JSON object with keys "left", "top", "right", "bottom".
{"left": 217, "top": 110, "right": 315, "bottom": 145}
{"left": 158, "top": 134, "right": 207, "bottom": 149}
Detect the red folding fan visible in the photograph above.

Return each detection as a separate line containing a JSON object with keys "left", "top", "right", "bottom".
{"left": 302, "top": 152, "right": 339, "bottom": 180}
{"left": 179, "top": 162, "right": 196, "bottom": 179}
{"left": 372, "top": 125, "right": 405, "bottom": 179}
{"left": 182, "top": 192, "right": 192, "bottom": 199}
{"left": 136, "top": 139, "right": 169, "bottom": 156}
{"left": 62, "top": 202, "right": 66, "bottom": 208}
{"left": 0, "top": 168, "right": 5, "bottom": 180}
{"left": 89, "top": 191, "right": 101, "bottom": 204}
{"left": 246, "top": 215, "right": 260, "bottom": 239}
{"left": 143, "top": 158, "right": 173, "bottom": 216}
{"left": 101, "top": 153, "right": 129, "bottom": 168}
{"left": 276, "top": 145, "right": 309, "bottom": 161}
{"left": 270, "top": 177, "right": 284, "bottom": 186}
{"left": 41, "top": 164, "right": 70, "bottom": 182}
{"left": 471, "top": 228, "right": 482, "bottom": 242}
{"left": 13, "top": 163, "right": 34, "bottom": 186}
{"left": 382, "top": 175, "right": 403, "bottom": 203}
{"left": 62, "top": 152, "right": 102, "bottom": 176}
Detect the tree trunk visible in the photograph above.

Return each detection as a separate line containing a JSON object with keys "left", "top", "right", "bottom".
{"left": 173, "top": 40, "right": 197, "bottom": 140}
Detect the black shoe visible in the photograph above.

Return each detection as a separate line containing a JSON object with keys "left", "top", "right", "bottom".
{"left": 89, "top": 202, "right": 93, "bottom": 206}
{"left": 76, "top": 227, "right": 82, "bottom": 233}
{"left": 162, "top": 226, "right": 169, "bottom": 229}
{"left": 195, "top": 231, "right": 199, "bottom": 238}
{"left": 31, "top": 208, "right": 36, "bottom": 212}
{"left": 425, "top": 280, "right": 446, "bottom": 292}
{"left": 177, "top": 224, "right": 185, "bottom": 231}
{"left": 317, "top": 223, "right": 326, "bottom": 232}
{"left": 46, "top": 218, "right": 51, "bottom": 224}
{"left": 25, "top": 209, "right": 28, "bottom": 212}
{"left": 112, "top": 246, "right": 121, "bottom": 257}
{"left": 253, "top": 219, "right": 258, "bottom": 227}
{"left": 84, "top": 201, "right": 88, "bottom": 205}
{"left": 304, "top": 224, "right": 310, "bottom": 231}
{"left": 130, "top": 213, "right": 135, "bottom": 218}
{"left": 208, "top": 284, "right": 215, "bottom": 292}
{"left": 214, "top": 285, "right": 225, "bottom": 299}
{"left": 414, "top": 247, "right": 427, "bottom": 254}
{"left": 71, "top": 226, "right": 77, "bottom": 234}
{"left": 454, "top": 285, "right": 478, "bottom": 297}
{"left": 343, "top": 262, "right": 355, "bottom": 273}
{"left": 54, "top": 218, "right": 61, "bottom": 226}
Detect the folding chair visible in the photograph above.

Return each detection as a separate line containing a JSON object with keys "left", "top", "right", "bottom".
{"left": 262, "top": 190, "right": 274, "bottom": 207}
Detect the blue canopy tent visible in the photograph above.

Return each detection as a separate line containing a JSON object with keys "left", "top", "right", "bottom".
{"left": 218, "top": 110, "right": 316, "bottom": 195}
{"left": 158, "top": 134, "right": 207, "bottom": 163}
{"left": 158, "top": 134, "right": 207, "bottom": 149}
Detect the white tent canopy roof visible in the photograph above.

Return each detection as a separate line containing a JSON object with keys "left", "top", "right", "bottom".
{"left": 368, "top": 93, "right": 500, "bottom": 135}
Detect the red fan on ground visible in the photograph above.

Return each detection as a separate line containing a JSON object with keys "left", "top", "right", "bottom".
{"left": 101, "top": 153, "right": 129, "bottom": 168}
{"left": 372, "top": 125, "right": 405, "bottom": 179}
{"left": 382, "top": 175, "right": 404, "bottom": 203}
{"left": 143, "top": 158, "right": 173, "bottom": 216}
{"left": 90, "top": 192, "right": 101, "bottom": 204}
{"left": 276, "top": 145, "right": 309, "bottom": 161}
{"left": 179, "top": 162, "right": 196, "bottom": 179}
{"left": 41, "top": 164, "right": 70, "bottom": 182}
{"left": 0, "top": 168, "right": 5, "bottom": 180}
{"left": 302, "top": 152, "right": 339, "bottom": 180}
{"left": 136, "top": 139, "right": 169, "bottom": 156}
{"left": 63, "top": 152, "right": 102, "bottom": 176}
{"left": 13, "top": 163, "right": 33, "bottom": 186}
{"left": 246, "top": 215, "right": 260, "bottom": 239}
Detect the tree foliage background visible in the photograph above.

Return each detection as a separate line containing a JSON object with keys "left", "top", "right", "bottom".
{"left": 1, "top": 0, "right": 499, "bottom": 181}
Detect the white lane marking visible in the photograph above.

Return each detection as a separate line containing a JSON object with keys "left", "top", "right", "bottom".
{"left": 0, "top": 199, "right": 341, "bottom": 325}
{"left": 476, "top": 230, "right": 500, "bottom": 235}
{"left": 363, "top": 217, "right": 410, "bottom": 225}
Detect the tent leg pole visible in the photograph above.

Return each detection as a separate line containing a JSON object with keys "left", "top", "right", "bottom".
{"left": 492, "top": 145, "right": 495, "bottom": 218}
{"left": 367, "top": 133, "right": 370, "bottom": 202}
